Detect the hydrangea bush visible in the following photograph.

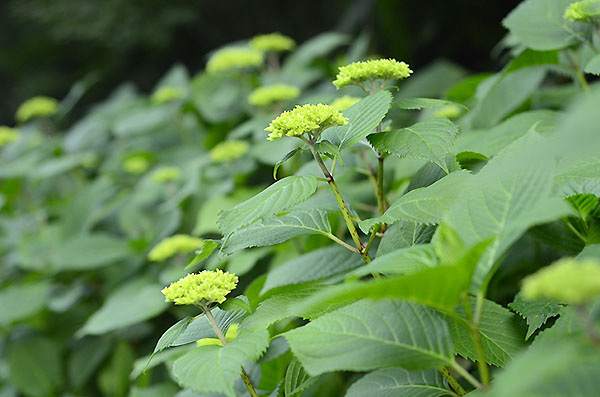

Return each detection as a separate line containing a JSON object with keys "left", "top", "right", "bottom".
{"left": 2, "top": 3, "right": 600, "bottom": 396}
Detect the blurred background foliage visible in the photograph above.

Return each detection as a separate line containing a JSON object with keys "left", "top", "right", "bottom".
{"left": 0, "top": 0, "right": 520, "bottom": 125}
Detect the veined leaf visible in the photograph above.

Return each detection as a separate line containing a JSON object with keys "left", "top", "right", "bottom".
{"left": 445, "top": 133, "right": 574, "bottom": 290}
{"left": 584, "top": 54, "right": 600, "bottom": 76}
{"left": 217, "top": 176, "right": 318, "bottom": 236}
{"left": 346, "top": 368, "right": 456, "bottom": 397}
{"left": 395, "top": 97, "right": 467, "bottom": 111}
{"left": 285, "top": 300, "right": 454, "bottom": 375}
{"left": 509, "top": 293, "right": 563, "bottom": 340}
{"left": 172, "top": 307, "right": 248, "bottom": 346}
{"left": 359, "top": 170, "right": 470, "bottom": 232}
{"left": 314, "top": 140, "right": 344, "bottom": 165}
{"left": 502, "top": 0, "right": 587, "bottom": 51}
{"left": 261, "top": 245, "right": 363, "bottom": 294}
{"left": 172, "top": 329, "right": 269, "bottom": 397}
{"left": 348, "top": 244, "right": 438, "bottom": 278}
{"left": 186, "top": 240, "right": 219, "bottom": 269}
{"left": 322, "top": 90, "right": 392, "bottom": 150}
{"left": 293, "top": 239, "right": 490, "bottom": 315}
{"left": 284, "top": 358, "right": 319, "bottom": 397}
{"left": 377, "top": 221, "right": 435, "bottom": 257}
{"left": 368, "top": 117, "right": 459, "bottom": 173}
{"left": 221, "top": 209, "right": 332, "bottom": 254}
{"left": 273, "top": 147, "right": 306, "bottom": 180}
{"left": 446, "top": 298, "right": 526, "bottom": 367}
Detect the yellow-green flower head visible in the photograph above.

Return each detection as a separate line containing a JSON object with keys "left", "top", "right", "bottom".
{"left": 521, "top": 258, "right": 600, "bottom": 304}
{"left": 248, "top": 84, "right": 300, "bottom": 107}
{"left": 265, "top": 104, "right": 348, "bottom": 141}
{"left": 122, "top": 155, "right": 150, "bottom": 175}
{"left": 333, "top": 59, "right": 413, "bottom": 89}
{"left": 206, "top": 47, "right": 263, "bottom": 73}
{"left": 564, "top": 0, "right": 600, "bottom": 21}
{"left": 250, "top": 33, "right": 296, "bottom": 52}
{"left": 16, "top": 96, "right": 59, "bottom": 123}
{"left": 161, "top": 269, "right": 239, "bottom": 305}
{"left": 152, "top": 166, "right": 182, "bottom": 183}
{"left": 148, "top": 234, "right": 205, "bottom": 262}
{"left": 152, "top": 86, "right": 184, "bottom": 104}
{"left": 330, "top": 96, "right": 361, "bottom": 111}
{"left": 210, "top": 140, "right": 249, "bottom": 163}
{"left": 0, "top": 126, "right": 19, "bottom": 147}
{"left": 433, "top": 104, "right": 463, "bottom": 119}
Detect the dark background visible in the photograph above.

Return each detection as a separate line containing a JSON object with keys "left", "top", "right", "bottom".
{"left": 0, "top": 0, "right": 521, "bottom": 125}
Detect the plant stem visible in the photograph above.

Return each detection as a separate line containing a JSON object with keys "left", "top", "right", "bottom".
{"left": 451, "top": 361, "right": 484, "bottom": 390}
{"left": 440, "top": 367, "right": 466, "bottom": 396}
{"left": 462, "top": 295, "right": 490, "bottom": 388}
{"left": 308, "top": 145, "right": 371, "bottom": 264}
{"left": 563, "top": 49, "right": 590, "bottom": 93}
{"left": 199, "top": 302, "right": 259, "bottom": 397}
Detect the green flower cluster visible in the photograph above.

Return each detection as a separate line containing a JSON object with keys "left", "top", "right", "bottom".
{"left": 151, "top": 86, "right": 184, "bottom": 104}
{"left": 206, "top": 47, "right": 263, "bottom": 73}
{"left": 434, "top": 104, "right": 463, "bottom": 119}
{"left": 265, "top": 104, "right": 348, "bottom": 141}
{"left": 122, "top": 155, "right": 150, "bottom": 174}
{"left": 330, "top": 96, "right": 360, "bottom": 111}
{"left": 161, "top": 270, "right": 238, "bottom": 305}
{"left": 0, "top": 126, "right": 19, "bottom": 147}
{"left": 521, "top": 258, "right": 600, "bottom": 304}
{"left": 152, "top": 166, "right": 181, "bottom": 183}
{"left": 333, "top": 59, "right": 413, "bottom": 89}
{"left": 148, "top": 234, "right": 205, "bottom": 262}
{"left": 248, "top": 84, "right": 300, "bottom": 107}
{"left": 250, "top": 33, "right": 295, "bottom": 52}
{"left": 210, "top": 140, "right": 249, "bottom": 162}
{"left": 16, "top": 96, "right": 59, "bottom": 123}
{"left": 564, "top": 0, "right": 600, "bottom": 21}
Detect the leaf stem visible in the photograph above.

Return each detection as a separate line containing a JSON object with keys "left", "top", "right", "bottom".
{"left": 308, "top": 144, "right": 371, "bottom": 264}
{"left": 440, "top": 367, "right": 466, "bottom": 396}
{"left": 563, "top": 49, "right": 590, "bottom": 93}
{"left": 199, "top": 302, "right": 259, "bottom": 397}
{"left": 451, "top": 361, "right": 483, "bottom": 390}
{"left": 462, "top": 295, "right": 490, "bottom": 388}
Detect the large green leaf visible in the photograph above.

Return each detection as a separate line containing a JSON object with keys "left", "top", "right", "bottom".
{"left": 0, "top": 280, "right": 51, "bottom": 326}
{"left": 445, "top": 133, "right": 573, "bottom": 290}
{"left": 171, "top": 329, "right": 269, "bottom": 397}
{"left": 217, "top": 176, "right": 318, "bottom": 236}
{"left": 446, "top": 299, "right": 526, "bottom": 367}
{"left": 369, "top": 117, "right": 458, "bottom": 173}
{"left": 8, "top": 337, "right": 64, "bottom": 397}
{"left": 377, "top": 221, "right": 435, "bottom": 256}
{"left": 395, "top": 97, "right": 466, "bottom": 111}
{"left": 503, "top": 0, "right": 587, "bottom": 50}
{"left": 321, "top": 90, "right": 392, "bottom": 150}
{"left": 292, "top": 239, "right": 490, "bottom": 315}
{"left": 51, "top": 233, "right": 132, "bottom": 271}
{"left": 285, "top": 300, "right": 454, "bottom": 375}
{"left": 346, "top": 368, "right": 456, "bottom": 397}
{"left": 348, "top": 244, "right": 438, "bottom": 278}
{"left": 284, "top": 358, "right": 319, "bottom": 397}
{"left": 359, "top": 170, "right": 470, "bottom": 232}
{"left": 79, "top": 279, "right": 169, "bottom": 335}
{"left": 261, "top": 245, "right": 363, "bottom": 293}
{"left": 221, "top": 209, "right": 332, "bottom": 254}
{"left": 508, "top": 293, "right": 564, "bottom": 340}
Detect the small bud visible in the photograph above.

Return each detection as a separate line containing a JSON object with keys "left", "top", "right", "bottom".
{"left": 250, "top": 33, "right": 295, "bottom": 52}
{"left": 0, "top": 126, "right": 19, "bottom": 147}
{"left": 16, "top": 96, "right": 59, "bottom": 123}
{"left": 161, "top": 270, "right": 239, "bottom": 306}
{"left": 152, "top": 166, "right": 181, "bottom": 183}
{"left": 333, "top": 59, "right": 412, "bottom": 90}
{"left": 122, "top": 155, "right": 150, "bottom": 175}
{"left": 248, "top": 84, "right": 300, "bottom": 107}
{"left": 521, "top": 257, "right": 600, "bottom": 305}
{"left": 148, "top": 234, "right": 205, "bottom": 262}
{"left": 151, "top": 86, "right": 184, "bottom": 104}
{"left": 210, "top": 140, "right": 249, "bottom": 163}
{"left": 206, "top": 47, "right": 263, "bottom": 73}
{"left": 564, "top": 0, "right": 600, "bottom": 21}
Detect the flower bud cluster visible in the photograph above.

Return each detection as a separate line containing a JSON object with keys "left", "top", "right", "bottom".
{"left": 161, "top": 270, "right": 238, "bottom": 305}
{"left": 265, "top": 104, "right": 348, "bottom": 141}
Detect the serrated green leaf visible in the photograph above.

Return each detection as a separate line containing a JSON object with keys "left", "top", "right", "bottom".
{"left": 446, "top": 298, "right": 526, "bottom": 367}
{"left": 221, "top": 209, "right": 332, "bottom": 254}
{"left": 346, "top": 368, "right": 456, "bottom": 397}
{"left": 217, "top": 176, "right": 318, "bottom": 236}
{"left": 261, "top": 245, "right": 363, "bottom": 293}
{"left": 348, "top": 244, "right": 438, "bottom": 278}
{"left": 509, "top": 293, "right": 563, "bottom": 340}
{"left": 79, "top": 279, "right": 169, "bottom": 336}
{"left": 186, "top": 240, "right": 219, "bottom": 269}
{"left": 360, "top": 170, "right": 470, "bottom": 232}
{"left": 445, "top": 132, "right": 574, "bottom": 290}
{"left": 321, "top": 90, "right": 392, "bottom": 150}
{"left": 395, "top": 97, "right": 467, "bottom": 111}
{"left": 369, "top": 117, "right": 459, "bottom": 173}
{"left": 284, "top": 358, "right": 319, "bottom": 397}
{"left": 285, "top": 300, "right": 454, "bottom": 375}
{"left": 293, "top": 239, "right": 490, "bottom": 315}
{"left": 502, "top": 0, "right": 587, "bottom": 51}
{"left": 567, "top": 194, "right": 599, "bottom": 219}
{"left": 172, "top": 329, "right": 269, "bottom": 397}
{"left": 584, "top": 53, "right": 600, "bottom": 75}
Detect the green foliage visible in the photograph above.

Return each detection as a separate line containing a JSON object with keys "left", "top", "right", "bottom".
{"left": 3, "top": 7, "right": 600, "bottom": 395}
